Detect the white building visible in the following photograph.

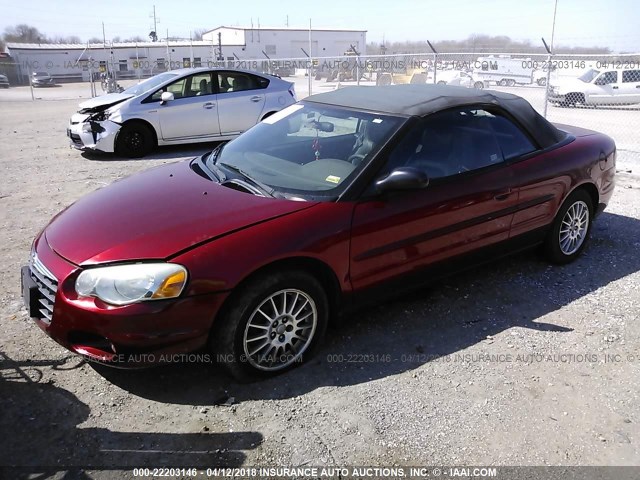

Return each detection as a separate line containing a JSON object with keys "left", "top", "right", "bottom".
{"left": 5, "top": 27, "right": 366, "bottom": 84}
{"left": 202, "top": 26, "right": 367, "bottom": 59}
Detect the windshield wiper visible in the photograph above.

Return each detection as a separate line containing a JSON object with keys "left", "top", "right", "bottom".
{"left": 219, "top": 162, "right": 276, "bottom": 198}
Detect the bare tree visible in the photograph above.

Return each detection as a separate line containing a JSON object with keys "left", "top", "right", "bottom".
{"left": 50, "top": 35, "right": 82, "bottom": 44}
{"left": 122, "top": 35, "right": 146, "bottom": 43}
{"left": 3, "top": 24, "right": 48, "bottom": 43}
{"left": 191, "top": 28, "right": 209, "bottom": 40}
{"left": 367, "top": 35, "right": 611, "bottom": 55}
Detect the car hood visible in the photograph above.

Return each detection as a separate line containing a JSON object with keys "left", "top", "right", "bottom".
{"left": 78, "top": 93, "right": 134, "bottom": 113}
{"left": 44, "top": 160, "right": 317, "bottom": 265}
{"left": 551, "top": 77, "right": 586, "bottom": 91}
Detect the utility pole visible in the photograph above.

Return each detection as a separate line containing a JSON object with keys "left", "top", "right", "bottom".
{"left": 218, "top": 32, "right": 223, "bottom": 64}
{"left": 152, "top": 6, "right": 158, "bottom": 38}
{"left": 166, "top": 28, "right": 171, "bottom": 69}
{"left": 102, "top": 22, "right": 108, "bottom": 76}
{"left": 149, "top": 5, "right": 159, "bottom": 42}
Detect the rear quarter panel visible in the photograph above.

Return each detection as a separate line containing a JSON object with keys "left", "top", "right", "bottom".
{"left": 510, "top": 131, "right": 615, "bottom": 238}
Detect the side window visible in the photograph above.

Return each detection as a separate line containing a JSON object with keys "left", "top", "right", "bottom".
{"left": 622, "top": 70, "right": 640, "bottom": 83}
{"left": 483, "top": 111, "right": 536, "bottom": 159}
{"left": 149, "top": 77, "right": 186, "bottom": 102}
{"left": 217, "top": 72, "right": 269, "bottom": 93}
{"left": 148, "top": 73, "right": 212, "bottom": 102}
{"left": 596, "top": 71, "right": 618, "bottom": 85}
{"left": 386, "top": 108, "right": 509, "bottom": 179}
{"left": 184, "top": 73, "right": 213, "bottom": 97}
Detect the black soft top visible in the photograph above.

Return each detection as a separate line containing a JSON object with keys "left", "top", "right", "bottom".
{"left": 304, "top": 84, "right": 566, "bottom": 148}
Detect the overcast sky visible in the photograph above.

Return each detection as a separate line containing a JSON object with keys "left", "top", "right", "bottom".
{"left": 1, "top": 0, "right": 638, "bottom": 51}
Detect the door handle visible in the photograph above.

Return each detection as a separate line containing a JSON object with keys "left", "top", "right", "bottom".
{"left": 250, "top": 96, "right": 262, "bottom": 102}
{"left": 636, "top": 85, "right": 640, "bottom": 88}
{"left": 203, "top": 102, "right": 216, "bottom": 109}
{"left": 612, "top": 86, "right": 619, "bottom": 89}
{"left": 494, "top": 189, "right": 512, "bottom": 201}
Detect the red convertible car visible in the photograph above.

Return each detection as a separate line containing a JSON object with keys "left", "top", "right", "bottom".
{"left": 22, "top": 84, "right": 616, "bottom": 379}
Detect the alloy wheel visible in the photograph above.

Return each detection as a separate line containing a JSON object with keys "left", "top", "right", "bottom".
{"left": 559, "top": 200, "right": 589, "bottom": 255}
{"left": 243, "top": 289, "right": 317, "bottom": 371}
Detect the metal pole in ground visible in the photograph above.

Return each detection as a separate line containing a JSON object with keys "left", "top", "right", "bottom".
{"left": 308, "top": 19, "right": 313, "bottom": 96}
{"left": 427, "top": 40, "right": 438, "bottom": 84}
{"left": 543, "top": 0, "right": 558, "bottom": 117}
{"left": 542, "top": 37, "right": 553, "bottom": 118}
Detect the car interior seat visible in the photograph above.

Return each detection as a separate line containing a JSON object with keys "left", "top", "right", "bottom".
{"left": 348, "top": 121, "right": 389, "bottom": 166}
{"left": 197, "top": 79, "right": 210, "bottom": 95}
{"left": 231, "top": 76, "right": 251, "bottom": 92}
{"left": 219, "top": 76, "right": 231, "bottom": 93}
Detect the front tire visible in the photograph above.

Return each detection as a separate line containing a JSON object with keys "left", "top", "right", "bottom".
{"left": 212, "top": 270, "right": 329, "bottom": 381}
{"left": 544, "top": 190, "right": 593, "bottom": 264}
{"left": 115, "top": 122, "right": 155, "bottom": 158}
{"left": 474, "top": 81, "right": 484, "bottom": 89}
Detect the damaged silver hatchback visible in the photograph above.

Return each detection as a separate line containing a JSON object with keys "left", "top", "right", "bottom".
{"left": 67, "top": 68, "right": 296, "bottom": 158}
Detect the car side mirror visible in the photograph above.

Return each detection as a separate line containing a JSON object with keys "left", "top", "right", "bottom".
{"left": 160, "top": 91, "right": 174, "bottom": 104}
{"left": 375, "top": 167, "right": 430, "bottom": 193}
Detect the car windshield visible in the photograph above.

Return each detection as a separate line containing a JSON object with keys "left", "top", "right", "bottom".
{"left": 207, "top": 102, "right": 403, "bottom": 199}
{"left": 123, "top": 72, "right": 178, "bottom": 96}
{"left": 578, "top": 69, "right": 600, "bottom": 83}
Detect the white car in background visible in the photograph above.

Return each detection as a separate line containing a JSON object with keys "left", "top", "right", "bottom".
{"left": 548, "top": 67, "right": 640, "bottom": 107}
{"left": 435, "top": 70, "right": 485, "bottom": 89}
{"left": 68, "top": 68, "right": 296, "bottom": 157}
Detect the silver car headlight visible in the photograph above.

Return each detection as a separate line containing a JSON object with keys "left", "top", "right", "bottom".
{"left": 75, "top": 263, "right": 188, "bottom": 306}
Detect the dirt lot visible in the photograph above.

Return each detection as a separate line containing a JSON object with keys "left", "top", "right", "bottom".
{"left": 1, "top": 94, "right": 640, "bottom": 478}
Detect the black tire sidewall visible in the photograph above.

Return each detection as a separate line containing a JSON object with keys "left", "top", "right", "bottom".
{"left": 116, "top": 122, "right": 153, "bottom": 158}
{"left": 213, "top": 271, "right": 329, "bottom": 380}
{"left": 545, "top": 190, "right": 594, "bottom": 264}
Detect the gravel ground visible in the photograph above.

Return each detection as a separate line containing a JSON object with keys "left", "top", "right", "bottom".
{"left": 0, "top": 95, "right": 639, "bottom": 478}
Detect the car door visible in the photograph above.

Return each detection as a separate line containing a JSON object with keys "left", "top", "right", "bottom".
{"left": 349, "top": 107, "right": 519, "bottom": 292}
{"left": 589, "top": 71, "right": 619, "bottom": 105}
{"left": 618, "top": 69, "right": 640, "bottom": 104}
{"left": 216, "top": 71, "right": 267, "bottom": 135}
{"left": 152, "top": 72, "right": 221, "bottom": 140}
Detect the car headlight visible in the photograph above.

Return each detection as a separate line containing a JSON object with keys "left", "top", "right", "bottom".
{"left": 75, "top": 263, "right": 188, "bottom": 306}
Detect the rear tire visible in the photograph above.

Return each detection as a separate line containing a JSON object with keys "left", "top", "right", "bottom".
{"left": 544, "top": 190, "right": 593, "bottom": 264}
{"left": 212, "top": 270, "right": 329, "bottom": 381}
{"left": 474, "top": 81, "right": 484, "bottom": 89}
{"left": 115, "top": 122, "right": 155, "bottom": 158}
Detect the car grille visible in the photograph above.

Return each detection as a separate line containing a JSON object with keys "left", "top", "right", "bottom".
{"left": 70, "top": 133, "right": 83, "bottom": 146}
{"left": 29, "top": 254, "right": 58, "bottom": 324}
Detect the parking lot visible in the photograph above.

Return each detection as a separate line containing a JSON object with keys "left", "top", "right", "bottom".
{"left": 1, "top": 78, "right": 640, "bottom": 474}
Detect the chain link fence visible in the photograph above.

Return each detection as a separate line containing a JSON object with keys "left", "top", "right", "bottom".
{"left": 245, "top": 51, "right": 639, "bottom": 168}
{"left": 3, "top": 50, "right": 639, "bottom": 167}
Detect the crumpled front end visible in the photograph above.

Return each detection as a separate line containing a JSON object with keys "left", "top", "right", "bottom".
{"left": 67, "top": 112, "right": 121, "bottom": 153}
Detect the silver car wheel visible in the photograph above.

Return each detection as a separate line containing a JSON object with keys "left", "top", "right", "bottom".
{"left": 243, "top": 289, "right": 317, "bottom": 371}
{"left": 559, "top": 200, "right": 589, "bottom": 255}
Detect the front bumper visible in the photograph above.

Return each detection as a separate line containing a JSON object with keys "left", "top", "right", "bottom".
{"left": 68, "top": 114, "right": 120, "bottom": 153}
{"left": 548, "top": 92, "right": 567, "bottom": 103}
{"left": 22, "top": 235, "right": 229, "bottom": 367}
